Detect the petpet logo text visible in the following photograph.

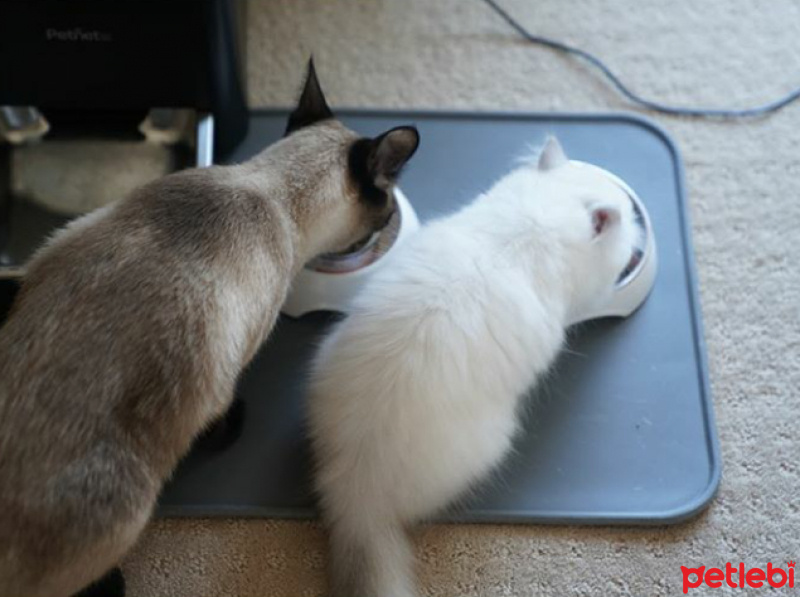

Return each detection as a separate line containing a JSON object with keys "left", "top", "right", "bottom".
{"left": 681, "top": 561, "right": 795, "bottom": 593}
{"left": 45, "top": 28, "right": 113, "bottom": 43}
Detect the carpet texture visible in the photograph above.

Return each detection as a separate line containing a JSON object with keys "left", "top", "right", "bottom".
{"left": 123, "top": 1, "right": 800, "bottom": 595}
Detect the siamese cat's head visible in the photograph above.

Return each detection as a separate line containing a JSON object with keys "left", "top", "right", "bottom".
{"left": 274, "top": 60, "right": 419, "bottom": 259}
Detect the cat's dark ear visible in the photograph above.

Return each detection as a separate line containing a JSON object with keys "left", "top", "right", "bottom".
{"left": 349, "top": 126, "right": 420, "bottom": 204}
{"left": 370, "top": 126, "right": 420, "bottom": 191}
{"left": 285, "top": 58, "right": 334, "bottom": 136}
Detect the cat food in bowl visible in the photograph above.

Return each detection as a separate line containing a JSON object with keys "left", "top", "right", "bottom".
{"left": 568, "top": 161, "right": 657, "bottom": 325}
{"left": 282, "top": 188, "right": 419, "bottom": 317}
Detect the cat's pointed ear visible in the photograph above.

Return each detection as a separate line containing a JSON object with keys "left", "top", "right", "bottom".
{"left": 591, "top": 204, "right": 621, "bottom": 238}
{"left": 348, "top": 126, "right": 420, "bottom": 204}
{"left": 368, "top": 126, "right": 420, "bottom": 191}
{"left": 285, "top": 58, "right": 334, "bottom": 136}
{"left": 538, "top": 136, "right": 569, "bottom": 171}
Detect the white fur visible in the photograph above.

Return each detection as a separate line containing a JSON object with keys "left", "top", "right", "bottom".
{"left": 307, "top": 138, "right": 639, "bottom": 597}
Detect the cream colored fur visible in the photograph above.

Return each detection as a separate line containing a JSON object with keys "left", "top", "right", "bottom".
{"left": 0, "top": 64, "right": 417, "bottom": 597}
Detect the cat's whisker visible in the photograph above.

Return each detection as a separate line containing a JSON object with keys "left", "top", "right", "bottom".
{"left": 561, "top": 346, "right": 588, "bottom": 358}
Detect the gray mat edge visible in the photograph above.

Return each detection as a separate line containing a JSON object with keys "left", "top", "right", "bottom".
{"left": 156, "top": 109, "right": 722, "bottom": 526}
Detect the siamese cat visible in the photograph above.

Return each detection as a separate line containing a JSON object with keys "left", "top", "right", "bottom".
{"left": 0, "top": 61, "right": 420, "bottom": 597}
{"left": 308, "top": 138, "right": 640, "bottom": 597}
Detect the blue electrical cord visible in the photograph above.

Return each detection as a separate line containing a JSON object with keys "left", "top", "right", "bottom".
{"left": 480, "top": 0, "right": 800, "bottom": 118}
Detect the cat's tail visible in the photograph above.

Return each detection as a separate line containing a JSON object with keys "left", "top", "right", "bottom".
{"left": 326, "top": 511, "right": 418, "bottom": 597}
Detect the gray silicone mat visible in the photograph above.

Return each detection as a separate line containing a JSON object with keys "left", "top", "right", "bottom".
{"left": 0, "top": 110, "right": 712, "bottom": 524}
{"left": 153, "top": 110, "right": 720, "bottom": 524}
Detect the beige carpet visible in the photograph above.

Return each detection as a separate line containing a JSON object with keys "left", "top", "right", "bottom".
{"left": 124, "top": 0, "right": 800, "bottom": 595}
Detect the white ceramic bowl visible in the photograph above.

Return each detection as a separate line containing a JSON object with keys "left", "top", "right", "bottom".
{"left": 282, "top": 187, "right": 420, "bottom": 317}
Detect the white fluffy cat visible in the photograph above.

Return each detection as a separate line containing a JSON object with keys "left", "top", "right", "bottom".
{"left": 307, "top": 137, "right": 640, "bottom": 597}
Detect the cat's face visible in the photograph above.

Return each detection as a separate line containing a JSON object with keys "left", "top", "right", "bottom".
{"left": 529, "top": 138, "right": 641, "bottom": 319}
{"left": 274, "top": 60, "right": 419, "bottom": 258}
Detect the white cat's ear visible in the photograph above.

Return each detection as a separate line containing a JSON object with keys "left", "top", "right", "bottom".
{"left": 591, "top": 205, "right": 621, "bottom": 238}
{"left": 538, "top": 136, "right": 569, "bottom": 171}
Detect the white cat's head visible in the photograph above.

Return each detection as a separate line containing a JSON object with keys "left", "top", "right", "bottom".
{"left": 510, "top": 137, "right": 641, "bottom": 323}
